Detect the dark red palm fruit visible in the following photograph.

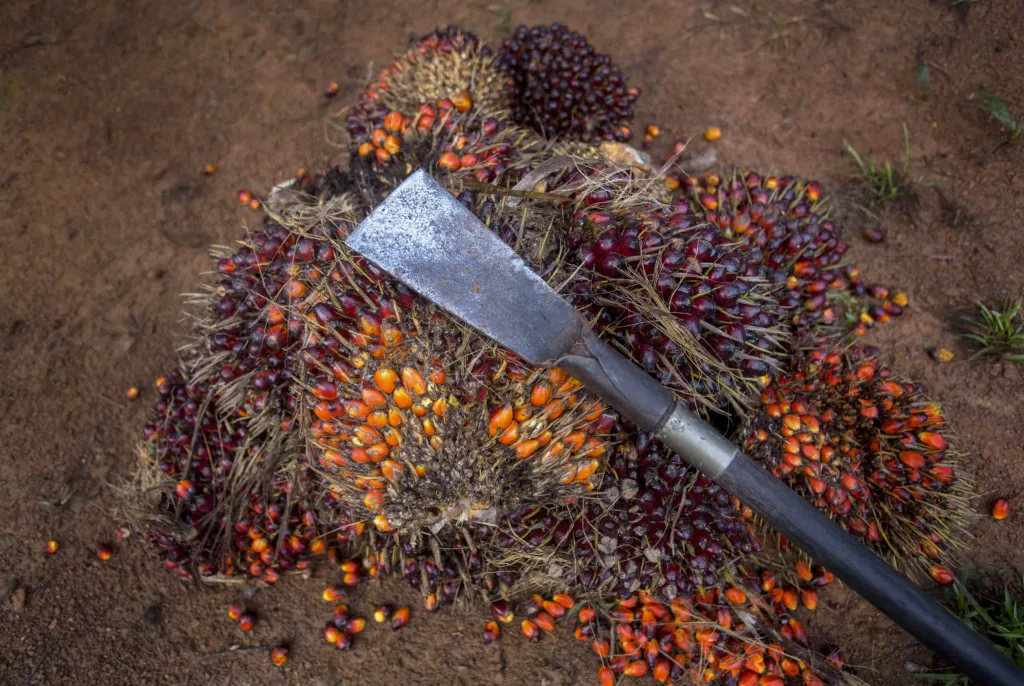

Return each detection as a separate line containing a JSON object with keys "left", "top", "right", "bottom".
{"left": 676, "top": 171, "right": 906, "bottom": 336}
{"left": 498, "top": 424, "right": 759, "bottom": 603}
{"left": 496, "top": 24, "right": 639, "bottom": 142}
{"left": 563, "top": 201, "right": 784, "bottom": 414}
{"left": 742, "top": 344, "right": 972, "bottom": 571}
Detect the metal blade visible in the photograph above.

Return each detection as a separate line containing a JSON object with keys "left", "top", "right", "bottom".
{"left": 345, "top": 169, "right": 584, "bottom": 365}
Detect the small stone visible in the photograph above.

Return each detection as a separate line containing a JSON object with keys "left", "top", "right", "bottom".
{"left": 12, "top": 587, "right": 26, "bottom": 613}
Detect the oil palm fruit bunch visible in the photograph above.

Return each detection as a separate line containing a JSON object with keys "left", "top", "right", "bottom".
{"left": 347, "top": 92, "right": 535, "bottom": 195}
{"left": 124, "top": 369, "right": 324, "bottom": 583}
{"left": 559, "top": 184, "right": 786, "bottom": 414}
{"left": 575, "top": 587, "right": 838, "bottom": 685}
{"left": 497, "top": 23, "right": 639, "bottom": 142}
{"left": 679, "top": 171, "right": 907, "bottom": 336}
{"left": 345, "top": 25, "right": 508, "bottom": 144}
{"left": 297, "top": 234, "right": 613, "bottom": 533}
{"left": 492, "top": 427, "right": 759, "bottom": 603}
{"left": 121, "top": 171, "right": 365, "bottom": 581}
{"left": 742, "top": 344, "right": 973, "bottom": 570}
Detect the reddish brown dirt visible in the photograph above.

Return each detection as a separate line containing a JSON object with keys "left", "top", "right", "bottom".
{"left": 1, "top": 1, "right": 1022, "bottom": 684}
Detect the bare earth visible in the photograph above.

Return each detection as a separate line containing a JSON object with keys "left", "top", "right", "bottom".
{"left": 1, "top": 1, "right": 1022, "bottom": 684}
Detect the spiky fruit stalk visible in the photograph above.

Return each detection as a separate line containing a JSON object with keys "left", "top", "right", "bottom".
{"left": 743, "top": 344, "right": 974, "bottom": 570}
{"left": 497, "top": 24, "right": 639, "bottom": 142}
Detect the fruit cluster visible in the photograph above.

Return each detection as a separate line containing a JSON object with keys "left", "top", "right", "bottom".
{"left": 119, "top": 21, "right": 980, "bottom": 686}
{"left": 673, "top": 171, "right": 907, "bottom": 337}
{"left": 563, "top": 191, "right": 785, "bottom": 413}
{"left": 743, "top": 345, "right": 972, "bottom": 570}
{"left": 497, "top": 23, "right": 639, "bottom": 142}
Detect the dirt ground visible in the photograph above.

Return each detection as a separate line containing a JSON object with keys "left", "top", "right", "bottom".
{"left": 1, "top": 1, "right": 1022, "bottom": 684}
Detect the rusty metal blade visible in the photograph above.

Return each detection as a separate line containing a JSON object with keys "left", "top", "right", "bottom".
{"left": 345, "top": 169, "right": 584, "bottom": 365}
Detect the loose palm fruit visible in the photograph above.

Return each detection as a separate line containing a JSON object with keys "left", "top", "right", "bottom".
{"left": 270, "top": 644, "right": 288, "bottom": 666}
{"left": 323, "top": 626, "right": 341, "bottom": 644}
{"left": 228, "top": 603, "right": 244, "bottom": 620}
{"left": 483, "top": 620, "right": 500, "bottom": 644}
{"left": 391, "top": 607, "right": 410, "bottom": 629}
{"left": 322, "top": 586, "right": 345, "bottom": 602}
{"left": 929, "top": 565, "right": 955, "bottom": 585}
{"left": 704, "top": 126, "right": 722, "bottom": 141}
{"left": 521, "top": 619, "right": 540, "bottom": 641}
{"left": 238, "top": 613, "right": 255, "bottom": 631}
{"left": 125, "top": 387, "right": 139, "bottom": 400}
{"left": 863, "top": 226, "right": 886, "bottom": 243}
{"left": 202, "top": 163, "right": 217, "bottom": 176}
{"left": 44, "top": 540, "right": 59, "bottom": 555}
{"left": 497, "top": 24, "right": 638, "bottom": 142}
{"left": 992, "top": 498, "right": 1010, "bottom": 520}
{"left": 534, "top": 612, "right": 555, "bottom": 632}
{"left": 491, "top": 600, "right": 514, "bottom": 623}
{"left": 373, "top": 605, "right": 393, "bottom": 623}
{"left": 96, "top": 544, "right": 113, "bottom": 561}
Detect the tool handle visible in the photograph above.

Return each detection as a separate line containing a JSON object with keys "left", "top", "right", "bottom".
{"left": 657, "top": 410, "right": 1024, "bottom": 686}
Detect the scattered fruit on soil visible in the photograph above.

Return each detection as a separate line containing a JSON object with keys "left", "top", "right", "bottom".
{"left": 992, "top": 497, "right": 1010, "bottom": 520}
{"left": 863, "top": 226, "right": 886, "bottom": 243}
{"left": 270, "top": 644, "right": 288, "bottom": 666}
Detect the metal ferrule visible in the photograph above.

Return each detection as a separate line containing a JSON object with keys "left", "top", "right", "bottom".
{"left": 654, "top": 404, "right": 738, "bottom": 479}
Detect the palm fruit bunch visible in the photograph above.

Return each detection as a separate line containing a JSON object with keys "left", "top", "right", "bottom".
{"left": 496, "top": 23, "right": 639, "bottom": 142}
{"left": 675, "top": 171, "right": 907, "bottom": 336}
{"left": 553, "top": 173, "right": 785, "bottom": 414}
{"left": 345, "top": 25, "right": 507, "bottom": 144}
{"left": 121, "top": 22, "right": 964, "bottom": 686}
{"left": 346, "top": 91, "right": 533, "bottom": 194}
{"left": 742, "top": 344, "right": 972, "bottom": 571}
{"left": 295, "top": 216, "right": 612, "bottom": 535}
{"left": 120, "top": 172, "right": 364, "bottom": 581}
{"left": 493, "top": 426, "right": 759, "bottom": 603}
{"left": 571, "top": 587, "right": 839, "bottom": 685}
